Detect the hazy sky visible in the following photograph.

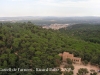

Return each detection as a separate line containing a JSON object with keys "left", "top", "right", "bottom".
{"left": 0, "top": 0, "right": 100, "bottom": 17}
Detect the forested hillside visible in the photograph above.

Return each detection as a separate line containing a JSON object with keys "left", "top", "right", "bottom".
{"left": 0, "top": 22, "right": 100, "bottom": 75}
{"left": 60, "top": 24, "right": 100, "bottom": 44}
{"left": 60, "top": 24, "right": 100, "bottom": 65}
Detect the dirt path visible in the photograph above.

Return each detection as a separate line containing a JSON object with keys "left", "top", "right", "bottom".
{"left": 60, "top": 63, "right": 100, "bottom": 75}
{"left": 73, "top": 64, "right": 99, "bottom": 75}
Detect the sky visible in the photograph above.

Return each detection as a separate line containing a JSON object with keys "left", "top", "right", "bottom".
{"left": 0, "top": 0, "right": 100, "bottom": 17}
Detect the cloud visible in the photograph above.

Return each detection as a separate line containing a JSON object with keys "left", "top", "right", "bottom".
{"left": 1, "top": 0, "right": 100, "bottom": 17}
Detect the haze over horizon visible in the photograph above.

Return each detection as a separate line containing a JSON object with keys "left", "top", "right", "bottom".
{"left": 0, "top": 0, "right": 100, "bottom": 17}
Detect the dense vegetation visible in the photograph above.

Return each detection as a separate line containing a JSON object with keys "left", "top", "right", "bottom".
{"left": 0, "top": 22, "right": 100, "bottom": 75}
{"left": 60, "top": 24, "right": 100, "bottom": 65}
{"left": 60, "top": 24, "right": 100, "bottom": 44}
{"left": 0, "top": 22, "right": 63, "bottom": 75}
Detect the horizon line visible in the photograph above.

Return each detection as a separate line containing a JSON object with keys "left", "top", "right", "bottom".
{"left": 0, "top": 16, "right": 100, "bottom": 18}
